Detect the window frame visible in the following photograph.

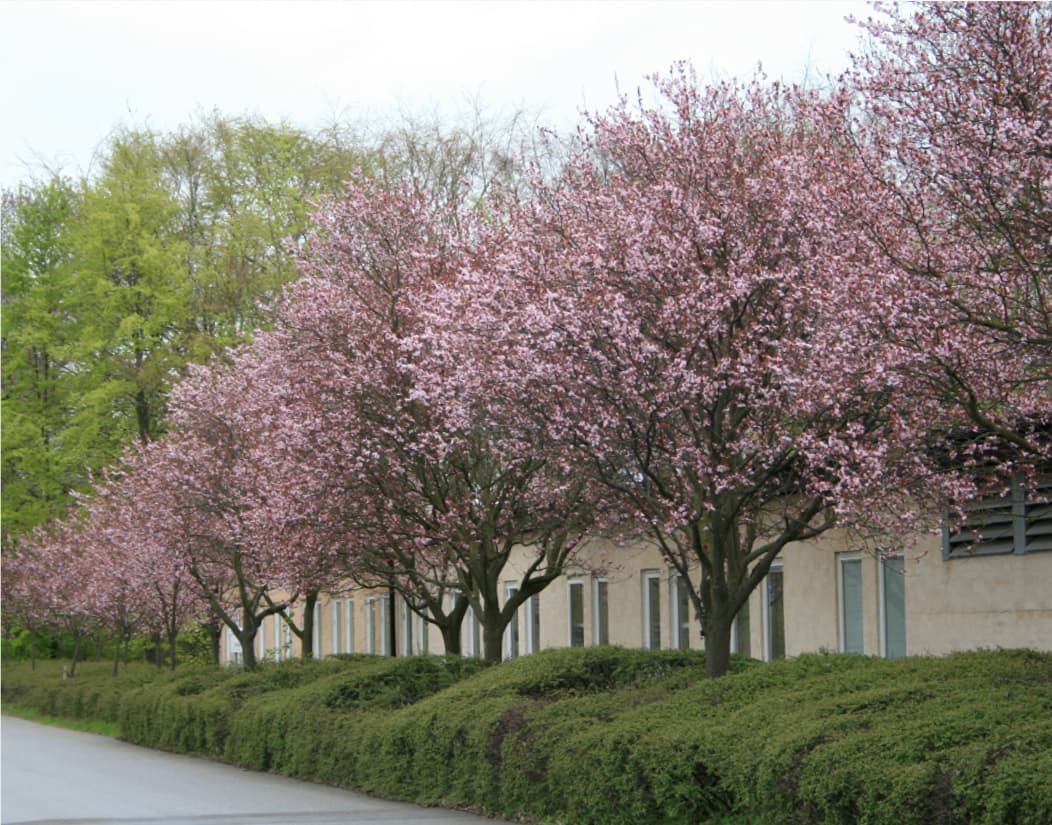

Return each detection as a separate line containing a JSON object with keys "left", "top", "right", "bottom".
{"left": 592, "top": 577, "right": 609, "bottom": 646}
{"left": 879, "top": 555, "right": 907, "bottom": 659}
{"left": 837, "top": 552, "right": 864, "bottom": 655}
{"left": 642, "top": 570, "right": 662, "bottom": 650}
{"left": 568, "top": 578, "right": 585, "bottom": 647}
{"left": 763, "top": 560, "right": 785, "bottom": 662}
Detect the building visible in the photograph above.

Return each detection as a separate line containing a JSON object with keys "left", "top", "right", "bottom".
{"left": 222, "top": 482, "right": 1052, "bottom": 666}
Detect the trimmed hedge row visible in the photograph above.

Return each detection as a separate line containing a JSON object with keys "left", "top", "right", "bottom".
{"left": 3, "top": 648, "right": 1050, "bottom": 824}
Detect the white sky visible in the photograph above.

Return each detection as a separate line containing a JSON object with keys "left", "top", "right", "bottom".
{"left": 1, "top": 0, "right": 870, "bottom": 190}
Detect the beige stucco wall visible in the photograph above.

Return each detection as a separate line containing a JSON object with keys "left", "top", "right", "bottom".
{"left": 220, "top": 533, "right": 1052, "bottom": 666}
{"left": 904, "top": 536, "right": 1052, "bottom": 654}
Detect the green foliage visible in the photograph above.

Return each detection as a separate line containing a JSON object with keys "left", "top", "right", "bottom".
{"left": 1, "top": 179, "right": 80, "bottom": 539}
{"left": 0, "top": 660, "right": 160, "bottom": 723}
{"left": 1, "top": 116, "right": 371, "bottom": 548}
{"left": 3, "top": 649, "right": 1050, "bottom": 825}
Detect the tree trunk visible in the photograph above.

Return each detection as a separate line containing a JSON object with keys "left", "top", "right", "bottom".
{"left": 440, "top": 622, "right": 462, "bottom": 656}
{"left": 202, "top": 620, "right": 221, "bottom": 666}
{"left": 482, "top": 618, "right": 505, "bottom": 666}
{"left": 239, "top": 628, "right": 258, "bottom": 669}
{"left": 112, "top": 639, "right": 120, "bottom": 677}
{"left": 167, "top": 619, "right": 179, "bottom": 671}
{"left": 68, "top": 635, "right": 82, "bottom": 677}
{"left": 440, "top": 605, "right": 469, "bottom": 656}
{"left": 299, "top": 592, "right": 318, "bottom": 660}
{"left": 704, "top": 613, "right": 733, "bottom": 679}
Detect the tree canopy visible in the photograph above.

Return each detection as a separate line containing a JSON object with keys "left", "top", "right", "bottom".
{"left": 4, "top": 3, "right": 1048, "bottom": 678}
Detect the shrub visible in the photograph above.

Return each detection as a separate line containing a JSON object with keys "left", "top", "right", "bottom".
{"left": 4, "top": 648, "right": 1049, "bottom": 824}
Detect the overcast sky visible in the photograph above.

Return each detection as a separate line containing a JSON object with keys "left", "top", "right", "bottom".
{"left": 1, "top": 0, "right": 870, "bottom": 190}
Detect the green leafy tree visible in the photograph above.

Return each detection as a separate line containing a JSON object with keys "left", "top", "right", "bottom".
{"left": 2, "top": 116, "right": 372, "bottom": 546}
{"left": 1, "top": 179, "right": 80, "bottom": 541}
{"left": 63, "top": 131, "right": 191, "bottom": 449}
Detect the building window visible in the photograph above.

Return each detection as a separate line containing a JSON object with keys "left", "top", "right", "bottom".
{"left": 731, "top": 598, "right": 751, "bottom": 658}
{"left": 313, "top": 602, "right": 323, "bottom": 659}
{"left": 273, "top": 614, "right": 282, "bottom": 662}
{"left": 504, "top": 583, "right": 520, "bottom": 659}
{"left": 280, "top": 609, "right": 294, "bottom": 660}
{"left": 526, "top": 594, "right": 541, "bottom": 654}
{"left": 365, "top": 597, "right": 377, "bottom": 654}
{"left": 257, "top": 616, "right": 266, "bottom": 662}
{"left": 416, "top": 607, "right": 429, "bottom": 655}
{"left": 672, "top": 574, "right": 692, "bottom": 649}
{"left": 226, "top": 620, "right": 242, "bottom": 667}
{"left": 643, "top": 571, "right": 662, "bottom": 649}
{"left": 944, "top": 477, "right": 1052, "bottom": 558}
{"left": 345, "top": 599, "right": 355, "bottom": 654}
{"left": 380, "top": 594, "right": 391, "bottom": 656}
{"left": 401, "top": 598, "right": 414, "bottom": 656}
{"left": 331, "top": 599, "right": 342, "bottom": 655}
{"left": 881, "top": 556, "right": 906, "bottom": 659}
{"left": 593, "top": 577, "right": 609, "bottom": 645}
{"left": 568, "top": 580, "right": 585, "bottom": 647}
{"left": 764, "top": 562, "right": 785, "bottom": 661}
{"left": 838, "top": 553, "right": 864, "bottom": 655}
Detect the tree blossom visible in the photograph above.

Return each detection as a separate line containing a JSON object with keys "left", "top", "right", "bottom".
{"left": 478, "top": 68, "right": 995, "bottom": 677}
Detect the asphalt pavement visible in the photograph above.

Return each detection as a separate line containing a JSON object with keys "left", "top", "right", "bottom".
{"left": 1, "top": 715, "right": 504, "bottom": 825}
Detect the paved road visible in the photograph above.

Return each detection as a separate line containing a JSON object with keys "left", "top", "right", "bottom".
{"left": 1, "top": 716, "right": 504, "bottom": 825}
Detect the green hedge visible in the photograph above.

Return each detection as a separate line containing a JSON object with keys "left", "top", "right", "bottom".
{"left": 3, "top": 648, "right": 1050, "bottom": 824}
{"left": 1, "top": 660, "right": 160, "bottom": 723}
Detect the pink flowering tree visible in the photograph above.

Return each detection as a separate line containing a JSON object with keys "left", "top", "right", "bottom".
{"left": 274, "top": 175, "right": 596, "bottom": 662}
{"left": 488, "top": 69, "right": 990, "bottom": 677}
{"left": 848, "top": 2, "right": 1051, "bottom": 462}
{"left": 3, "top": 519, "right": 96, "bottom": 675}
{"left": 153, "top": 356, "right": 325, "bottom": 668}
{"left": 81, "top": 459, "right": 205, "bottom": 670}
{"left": 204, "top": 338, "right": 358, "bottom": 660}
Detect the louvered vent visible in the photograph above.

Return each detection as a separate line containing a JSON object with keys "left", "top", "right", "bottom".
{"left": 944, "top": 477, "right": 1051, "bottom": 558}
{"left": 1024, "top": 480, "right": 1052, "bottom": 554}
{"left": 945, "top": 494, "right": 1016, "bottom": 557}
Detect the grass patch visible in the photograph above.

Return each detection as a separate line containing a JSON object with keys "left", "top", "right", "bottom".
{"left": 2, "top": 703, "right": 120, "bottom": 737}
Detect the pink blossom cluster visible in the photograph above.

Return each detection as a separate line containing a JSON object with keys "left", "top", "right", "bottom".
{"left": 4, "top": 4, "right": 1047, "bottom": 674}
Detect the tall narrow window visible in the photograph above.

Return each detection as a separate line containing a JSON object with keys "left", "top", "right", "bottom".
{"left": 593, "top": 578, "right": 609, "bottom": 645}
{"left": 313, "top": 602, "right": 323, "bottom": 658}
{"left": 331, "top": 599, "right": 342, "bottom": 655}
{"left": 345, "top": 599, "right": 355, "bottom": 654}
{"left": 226, "top": 624, "right": 241, "bottom": 667}
{"left": 282, "top": 610, "right": 294, "bottom": 660}
{"left": 365, "top": 597, "right": 377, "bottom": 654}
{"left": 673, "top": 574, "right": 692, "bottom": 649}
{"left": 504, "top": 583, "right": 520, "bottom": 659}
{"left": 838, "top": 553, "right": 864, "bottom": 654}
{"left": 273, "top": 614, "right": 282, "bottom": 662}
{"left": 416, "top": 608, "right": 429, "bottom": 655}
{"left": 257, "top": 617, "right": 266, "bottom": 662}
{"left": 568, "top": 580, "right": 585, "bottom": 647}
{"left": 643, "top": 571, "right": 661, "bottom": 649}
{"left": 765, "top": 563, "right": 785, "bottom": 661}
{"left": 401, "top": 599, "right": 413, "bottom": 656}
{"left": 882, "top": 557, "right": 906, "bottom": 659}
{"left": 732, "top": 598, "right": 751, "bottom": 657}
{"left": 380, "top": 594, "right": 391, "bottom": 656}
{"left": 526, "top": 594, "right": 541, "bottom": 654}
